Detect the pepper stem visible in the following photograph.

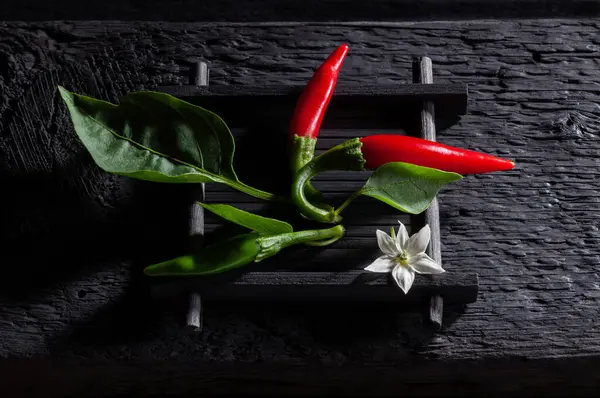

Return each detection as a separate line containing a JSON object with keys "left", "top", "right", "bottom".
{"left": 256, "top": 225, "right": 345, "bottom": 262}
{"left": 291, "top": 138, "right": 366, "bottom": 223}
{"left": 289, "top": 134, "right": 332, "bottom": 211}
{"left": 303, "top": 235, "right": 343, "bottom": 247}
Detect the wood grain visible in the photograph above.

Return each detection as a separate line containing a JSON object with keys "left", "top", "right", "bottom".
{"left": 1, "top": 19, "right": 600, "bottom": 394}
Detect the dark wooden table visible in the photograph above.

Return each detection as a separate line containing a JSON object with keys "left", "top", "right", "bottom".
{"left": 1, "top": 2, "right": 600, "bottom": 396}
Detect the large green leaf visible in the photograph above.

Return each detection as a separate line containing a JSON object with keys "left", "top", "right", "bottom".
{"left": 360, "top": 162, "right": 462, "bottom": 214}
{"left": 198, "top": 202, "right": 293, "bottom": 235}
{"left": 58, "top": 86, "right": 277, "bottom": 201}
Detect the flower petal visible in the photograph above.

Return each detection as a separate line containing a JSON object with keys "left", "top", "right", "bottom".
{"left": 396, "top": 222, "right": 409, "bottom": 251}
{"left": 409, "top": 253, "right": 445, "bottom": 274}
{"left": 376, "top": 229, "right": 399, "bottom": 256}
{"left": 364, "top": 256, "right": 396, "bottom": 273}
{"left": 392, "top": 266, "right": 415, "bottom": 294}
{"left": 406, "top": 224, "right": 431, "bottom": 257}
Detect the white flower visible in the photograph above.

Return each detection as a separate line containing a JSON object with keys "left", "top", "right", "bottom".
{"left": 364, "top": 222, "right": 445, "bottom": 294}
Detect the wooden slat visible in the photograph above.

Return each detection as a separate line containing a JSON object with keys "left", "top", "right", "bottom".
{"left": 413, "top": 57, "right": 446, "bottom": 330}
{"left": 151, "top": 271, "right": 479, "bottom": 304}
{"left": 203, "top": 226, "right": 412, "bottom": 240}
{"left": 159, "top": 83, "right": 468, "bottom": 103}
{"left": 186, "top": 61, "right": 209, "bottom": 331}
{"left": 228, "top": 128, "right": 408, "bottom": 139}
{"left": 158, "top": 83, "right": 467, "bottom": 132}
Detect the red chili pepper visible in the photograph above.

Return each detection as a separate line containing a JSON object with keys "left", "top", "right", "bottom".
{"left": 291, "top": 135, "right": 515, "bottom": 223}
{"left": 359, "top": 135, "right": 515, "bottom": 174}
{"left": 289, "top": 44, "right": 349, "bottom": 141}
{"left": 288, "top": 44, "right": 349, "bottom": 207}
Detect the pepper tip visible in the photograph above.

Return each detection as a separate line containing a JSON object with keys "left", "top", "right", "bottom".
{"left": 327, "top": 44, "right": 350, "bottom": 71}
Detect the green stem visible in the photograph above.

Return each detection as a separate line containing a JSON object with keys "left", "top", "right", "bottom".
{"left": 291, "top": 138, "right": 366, "bottom": 223}
{"left": 292, "top": 162, "right": 336, "bottom": 223}
{"left": 303, "top": 235, "right": 343, "bottom": 247}
{"left": 290, "top": 135, "right": 317, "bottom": 176}
{"left": 256, "top": 225, "right": 345, "bottom": 262}
{"left": 290, "top": 134, "right": 332, "bottom": 211}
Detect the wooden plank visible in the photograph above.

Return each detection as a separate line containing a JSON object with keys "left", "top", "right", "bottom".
{"left": 2, "top": 19, "right": 599, "bottom": 368}
{"left": 151, "top": 271, "right": 479, "bottom": 304}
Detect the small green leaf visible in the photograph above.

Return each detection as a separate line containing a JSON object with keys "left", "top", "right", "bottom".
{"left": 58, "top": 86, "right": 278, "bottom": 201}
{"left": 198, "top": 202, "right": 293, "bottom": 235}
{"left": 360, "top": 162, "right": 462, "bottom": 214}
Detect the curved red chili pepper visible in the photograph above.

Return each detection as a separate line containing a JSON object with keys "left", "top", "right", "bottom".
{"left": 288, "top": 44, "right": 349, "bottom": 208}
{"left": 359, "top": 135, "right": 515, "bottom": 174}
{"left": 289, "top": 44, "right": 349, "bottom": 140}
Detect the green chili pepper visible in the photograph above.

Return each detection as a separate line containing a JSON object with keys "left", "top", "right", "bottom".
{"left": 144, "top": 225, "right": 345, "bottom": 277}
{"left": 144, "top": 232, "right": 261, "bottom": 277}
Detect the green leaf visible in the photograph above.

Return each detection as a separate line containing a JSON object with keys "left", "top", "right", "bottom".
{"left": 58, "top": 86, "right": 278, "bottom": 201}
{"left": 360, "top": 162, "right": 462, "bottom": 214}
{"left": 198, "top": 202, "right": 293, "bottom": 235}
